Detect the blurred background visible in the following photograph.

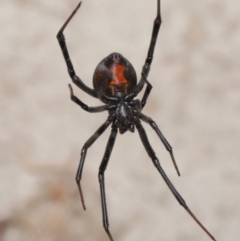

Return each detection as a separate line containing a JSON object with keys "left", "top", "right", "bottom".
{"left": 0, "top": 0, "right": 240, "bottom": 240}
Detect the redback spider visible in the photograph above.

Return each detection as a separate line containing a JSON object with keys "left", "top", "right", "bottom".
{"left": 57, "top": 1, "right": 217, "bottom": 240}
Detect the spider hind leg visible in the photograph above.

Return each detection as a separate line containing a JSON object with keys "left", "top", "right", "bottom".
{"left": 139, "top": 112, "right": 180, "bottom": 176}
{"left": 135, "top": 121, "right": 217, "bottom": 241}
{"left": 98, "top": 123, "right": 118, "bottom": 241}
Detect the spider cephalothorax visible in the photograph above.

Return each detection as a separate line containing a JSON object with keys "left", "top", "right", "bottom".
{"left": 57, "top": 1, "right": 217, "bottom": 241}
{"left": 115, "top": 100, "right": 135, "bottom": 134}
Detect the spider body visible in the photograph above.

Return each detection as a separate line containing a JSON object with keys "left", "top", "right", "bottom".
{"left": 93, "top": 52, "right": 138, "bottom": 134}
{"left": 57, "top": 1, "right": 216, "bottom": 241}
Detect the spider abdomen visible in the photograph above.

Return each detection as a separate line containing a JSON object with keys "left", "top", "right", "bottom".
{"left": 93, "top": 53, "right": 137, "bottom": 98}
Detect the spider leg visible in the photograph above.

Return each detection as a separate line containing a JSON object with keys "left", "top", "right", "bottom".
{"left": 124, "top": 73, "right": 152, "bottom": 103}
{"left": 75, "top": 115, "right": 115, "bottom": 210}
{"left": 140, "top": 73, "right": 152, "bottom": 109}
{"left": 139, "top": 112, "right": 180, "bottom": 176}
{"left": 56, "top": 2, "right": 98, "bottom": 98}
{"left": 137, "top": 0, "right": 162, "bottom": 93}
{"left": 145, "top": 0, "right": 162, "bottom": 67}
{"left": 68, "top": 84, "right": 114, "bottom": 112}
{"left": 98, "top": 122, "right": 118, "bottom": 241}
{"left": 135, "top": 121, "right": 217, "bottom": 241}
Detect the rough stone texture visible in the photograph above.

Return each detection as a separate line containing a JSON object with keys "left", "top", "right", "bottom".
{"left": 1, "top": 0, "right": 239, "bottom": 241}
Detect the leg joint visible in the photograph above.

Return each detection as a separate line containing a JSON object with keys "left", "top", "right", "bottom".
{"left": 56, "top": 32, "right": 64, "bottom": 40}
{"left": 82, "top": 144, "right": 88, "bottom": 151}
{"left": 68, "top": 69, "right": 76, "bottom": 78}
{"left": 154, "top": 17, "right": 162, "bottom": 25}
{"left": 98, "top": 172, "right": 104, "bottom": 181}
{"left": 145, "top": 57, "right": 153, "bottom": 66}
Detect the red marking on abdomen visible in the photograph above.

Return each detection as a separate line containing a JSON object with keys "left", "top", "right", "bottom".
{"left": 109, "top": 64, "right": 127, "bottom": 86}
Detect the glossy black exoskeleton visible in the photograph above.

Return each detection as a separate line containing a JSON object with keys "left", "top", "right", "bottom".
{"left": 56, "top": 1, "right": 217, "bottom": 241}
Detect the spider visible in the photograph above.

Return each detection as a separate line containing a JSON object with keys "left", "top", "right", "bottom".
{"left": 57, "top": 1, "right": 216, "bottom": 240}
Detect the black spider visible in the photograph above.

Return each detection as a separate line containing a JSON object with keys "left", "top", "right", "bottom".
{"left": 57, "top": 1, "right": 216, "bottom": 241}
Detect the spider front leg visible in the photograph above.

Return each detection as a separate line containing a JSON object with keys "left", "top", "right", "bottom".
{"left": 135, "top": 121, "right": 217, "bottom": 241}
{"left": 98, "top": 122, "right": 118, "bottom": 241}
{"left": 75, "top": 115, "right": 114, "bottom": 209}
{"left": 145, "top": 0, "right": 162, "bottom": 67}
{"left": 137, "top": 0, "right": 162, "bottom": 93}
{"left": 56, "top": 1, "right": 98, "bottom": 98}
